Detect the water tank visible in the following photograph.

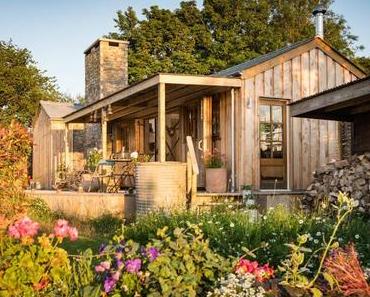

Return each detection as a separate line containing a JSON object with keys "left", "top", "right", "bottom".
{"left": 135, "top": 162, "right": 187, "bottom": 214}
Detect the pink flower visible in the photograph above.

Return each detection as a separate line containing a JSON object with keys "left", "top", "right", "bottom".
{"left": 125, "top": 259, "right": 141, "bottom": 274}
{"left": 95, "top": 265, "right": 105, "bottom": 273}
{"left": 101, "top": 261, "right": 111, "bottom": 270}
{"left": 68, "top": 227, "right": 78, "bottom": 241}
{"left": 235, "top": 259, "right": 259, "bottom": 274}
{"left": 8, "top": 217, "right": 39, "bottom": 239}
{"left": 53, "top": 219, "right": 78, "bottom": 241}
{"left": 53, "top": 219, "right": 69, "bottom": 238}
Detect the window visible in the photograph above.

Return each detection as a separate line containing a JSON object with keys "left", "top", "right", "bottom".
{"left": 260, "top": 104, "right": 284, "bottom": 159}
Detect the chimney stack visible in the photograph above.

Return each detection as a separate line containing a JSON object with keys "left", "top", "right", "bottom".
{"left": 84, "top": 38, "right": 129, "bottom": 104}
{"left": 313, "top": 4, "right": 327, "bottom": 39}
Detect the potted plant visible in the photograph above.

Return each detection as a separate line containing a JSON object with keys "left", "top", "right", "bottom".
{"left": 205, "top": 151, "right": 227, "bottom": 193}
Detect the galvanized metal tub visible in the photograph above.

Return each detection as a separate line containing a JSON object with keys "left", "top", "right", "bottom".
{"left": 135, "top": 162, "right": 187, "bottom": 214}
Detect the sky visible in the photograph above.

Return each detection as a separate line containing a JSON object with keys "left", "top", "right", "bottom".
{"left": 0, "top": 0, "right": 369, "bottom": 97}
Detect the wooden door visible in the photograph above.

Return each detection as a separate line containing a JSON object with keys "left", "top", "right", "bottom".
{"left": 185, "top": 102, "right": 205, "bottom": 187}
{"left": 259, "top": 100, "right": 287, "bottom": 189}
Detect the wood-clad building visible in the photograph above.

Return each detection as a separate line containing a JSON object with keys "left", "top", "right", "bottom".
{"left": 32, "top": 101, "right": 80, "bottom": 189}
{"left": 32, "top": 37, "right": 366, "bottom": 192}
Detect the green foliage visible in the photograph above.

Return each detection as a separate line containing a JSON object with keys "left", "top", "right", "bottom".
{"left": 354, "top": 56, "right": 370, "bottom": 74}
{"left": 108, "top": 0, "right": 363, "bottom": 84}
{"left": 89, "top": 214, "right": 123, "bottom": 237}
{"left": 0, "top": 121, "right": 32, "bottom": 220}
{"left": 0, "top": 235, "right": 71, "bottom": 296}
{"left": 0, "top": 41, "right": 63, "bottom": 126}
{"left": 95, "top": 224, "right": 230, "bottom": 296}
{"left": 204, "top": 152, "right": 224, "bottom": 168}
{"left": 279, "top": 193, "right": 357, "bottom": 296}
{"left": 86, "top": 149, "right": 102, "bottom": 172}
{"left": 124, "top": 206, "right": 370, "bottom": 270}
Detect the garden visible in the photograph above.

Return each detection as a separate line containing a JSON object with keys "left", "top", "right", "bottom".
{"left": 1, "top": 122, "right": 370, "bottom": 297}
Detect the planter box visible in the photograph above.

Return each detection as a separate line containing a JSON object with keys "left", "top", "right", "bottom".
{"left": 205, "top": 168, "right": 227, "bottom": 193}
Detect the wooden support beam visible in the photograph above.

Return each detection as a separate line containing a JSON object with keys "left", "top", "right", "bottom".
{"left": 64, "top": 123, "right": 70, "bottom": 168}
{"left": 101, "top": 108, "right": 108, "bottom": 159}
{"left": 158, "top": 83, "right": 166, "bottom": 162}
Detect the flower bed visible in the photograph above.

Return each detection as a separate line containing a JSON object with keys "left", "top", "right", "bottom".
{"left": 1, "top": 193, "right": 370, "bottom": 296}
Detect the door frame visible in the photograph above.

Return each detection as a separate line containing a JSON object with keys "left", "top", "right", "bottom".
{"left": 258, "top": 97, "right": 289, "bottom": 189}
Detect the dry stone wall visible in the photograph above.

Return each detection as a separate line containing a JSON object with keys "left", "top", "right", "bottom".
{"left": 305, "top": 153, "right": 370, "bottom": 213}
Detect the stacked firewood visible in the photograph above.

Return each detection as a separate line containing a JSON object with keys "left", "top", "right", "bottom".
{"left": 304, "top": 153, "right": 370, "bottom": 213}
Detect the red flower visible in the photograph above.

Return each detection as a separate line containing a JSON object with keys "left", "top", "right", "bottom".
{"left": 235, "top": 258, "right": 274, "bottom": 282}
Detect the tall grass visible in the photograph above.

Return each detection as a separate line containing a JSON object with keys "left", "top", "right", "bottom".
{"left": 124, "top": 207, "right": 370, "bottom": 269}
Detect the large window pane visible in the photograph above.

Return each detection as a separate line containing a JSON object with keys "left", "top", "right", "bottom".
{"left": 272, "top": 105, "right": 282, "bottom": 123}
{"left": 260, "top": 123, "right": 271, "bottom": 142}
{"left": 260, "top": 142, "right": 271, "bottom": 158}
{"left": 272, "top": 123, "right": 283, "bottom": 142}
{"left": 260, "top": 105, "right": 270, "bottom": 122}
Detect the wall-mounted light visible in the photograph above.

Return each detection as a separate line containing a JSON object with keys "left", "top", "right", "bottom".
{"left": 89, "top": 112, "right": 94, "bottom": 122}
{"left": 107, "top": 104, "right": 113, "bottom": 115}
{"left": 93, "top": 110, "right": 98, "bottom": 122}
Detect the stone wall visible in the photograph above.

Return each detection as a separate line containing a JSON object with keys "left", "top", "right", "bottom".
{"left": 305, "top": 153, "right": 370, "bottom": 213}
{"left": 85, "top": 38, "right": 129, "bottom": 104}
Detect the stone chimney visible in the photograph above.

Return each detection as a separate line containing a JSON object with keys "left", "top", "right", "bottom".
{"left": 313, "top": 4, "right": 327, "bottom": 39}
{"left": 84, "top": 38, "right": 129, "bottom": 103}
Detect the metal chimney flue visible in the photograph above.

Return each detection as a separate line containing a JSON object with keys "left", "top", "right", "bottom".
{"left": 313, "top": 4, "right": 327, "bottom": 38}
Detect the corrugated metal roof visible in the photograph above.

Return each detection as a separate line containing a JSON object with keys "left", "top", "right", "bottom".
{"left": 40, "top": 101, "right": 81, "bottom": 119}
{"left": 214, "top": 38, "right": 313, "bottom": 77}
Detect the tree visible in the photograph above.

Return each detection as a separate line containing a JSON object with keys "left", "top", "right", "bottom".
{"left": 108, "top": 0, "right": 367, "bottom": 84}
{"left": 353, "top": 56, "right": 370, "bottom": 75}
{"left": 0, "top": 41, "right": 63, "bottom": 126}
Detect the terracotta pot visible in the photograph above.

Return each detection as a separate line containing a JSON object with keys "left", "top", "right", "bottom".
{"left": 205, "top": 168, "right": 227, "bottom": 193}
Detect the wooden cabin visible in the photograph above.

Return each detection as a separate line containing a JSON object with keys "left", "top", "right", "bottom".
{"left": 56, "top": 36, "right": 365, "bottom": 192}
{"left": 32, "top": 101, "right": 81, "bottom": 189}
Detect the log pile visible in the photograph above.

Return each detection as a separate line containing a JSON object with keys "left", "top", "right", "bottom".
{"left": 304, "top": 153, "right": 370, "bottom": 213}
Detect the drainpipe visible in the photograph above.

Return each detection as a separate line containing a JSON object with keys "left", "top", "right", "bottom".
{"left": 231, "top": 88, "right": 235, "bottom": 192}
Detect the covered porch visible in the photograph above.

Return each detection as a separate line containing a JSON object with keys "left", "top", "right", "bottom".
{"left": 63, "top": 73, "right": 242, "bottom": 196}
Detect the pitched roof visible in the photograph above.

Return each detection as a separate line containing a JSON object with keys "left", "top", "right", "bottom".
{"left": 214, "top": 37, "right": 365, "bottom": 78}
{"left": 40, "top": 101, "right": 81, "bottom": 120}
{"left": 215, "top": 38, "right": 313, "bottom": 77}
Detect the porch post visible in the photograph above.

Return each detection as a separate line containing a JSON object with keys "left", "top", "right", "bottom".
{"left": 101, "top": 108, "right": 108, "bottom": 159}
{"left": 158, "top": 82, "right": 166, "bottom": 162}
{"left": 231, "top": 88, "right": 236, "bottom": 192}
{"left": 64, "top": 123, "right": 70, "bottom": 168}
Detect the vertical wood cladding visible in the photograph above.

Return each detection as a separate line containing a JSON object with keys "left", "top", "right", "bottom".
{"left": 239, "top": 47, "right": 361, "bottom": 190}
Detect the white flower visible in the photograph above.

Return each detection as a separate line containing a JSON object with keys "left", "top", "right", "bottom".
{"left": 314, "top": 239, "right": 319, "bottom": 244}
{"left": 299, "top": 219, "right": 304, "bottom": 224}
{"left": 130, "top": 151, "right": 138, "bottom": 159}
{"left": 316, "top": 232, "right": 321, "bottom": 237}
{"left": 230, "top": 222, "right": 235, "bottom": 228}
{"left": 355, "top": 234, "right": 360, "bottom": 239}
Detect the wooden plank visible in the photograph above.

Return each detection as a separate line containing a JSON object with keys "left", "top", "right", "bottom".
{"left": 283, "top": 60, "right": 292, "bottom": 99}
{"left": 101, "top": 109, "right": 108, "bottom": 159}
{"left": 318, "top": 50, "right": 328, "bottom": 166}
{"left": 292, "top": 56, "right": 302, "bottom": 189}
{"left": 264, "top": 69, "right": 273, "bottom": 97}
{"left": 244, "top": 78, "right": 254, "bottom": 186}
{"left": 273, "top": 64, "right": 282, "bottom": 97}
{"left": 202, "top": 96, "right": 212, "bottom": 155}
{"left": 186, "top": 136, "right": 199, "bottom": 175}
{"left": 335, "top": 62, "right": 344, "bottom": 86}
{"left": 309, "top": 49, "right": 319, "bottom": 174}
{"left": 159, "top": 73, "right": 242, "bottom": 87}
{"left": 158, "top": 83, "right": 166, "bottom": 162}
{"left": 327, "top": 56, "right": 338, "bottom": 161}
{"left": 301, "top": 52, "right": 311, "bottom": 188}
{"left": 255, "top": 73, "right": 264, "bottom": 188}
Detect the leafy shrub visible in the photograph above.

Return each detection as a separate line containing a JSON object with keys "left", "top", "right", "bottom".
{"left": 87, "top": 148, "right": 102, "bottom": 172}
{"left": 95, "top": 223, "right": 230, "bottom": 296}
{"left": 0, "top": 121, "right": 32, "bottom": 220}
{"left": 0, "top": 217, "right": 78, "bottom": 296}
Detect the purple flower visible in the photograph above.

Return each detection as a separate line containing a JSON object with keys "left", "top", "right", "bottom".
{"left": 99, "top": 243, "right": 107, "bottom": 254}
{"left": 104, "top": 276, "right": 117, "bottom": 293}
{"left": 116, "top": 259, "right": 124, "bottom": 269}
{"left": 125, "top": 258, "right": 141, "bottom": 274}
{"left": 147, "top": 247, "right": 160, "bottom": 262}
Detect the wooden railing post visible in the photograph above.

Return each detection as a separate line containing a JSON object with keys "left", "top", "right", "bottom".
{"left": 186, "top": 136, "right": 199, "bottom": 206}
